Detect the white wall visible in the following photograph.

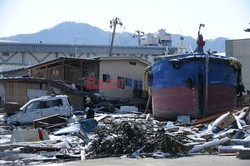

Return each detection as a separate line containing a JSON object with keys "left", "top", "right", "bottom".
{"left": 226, "top": 39, "right": 250, "bottom": 90}
{"left": 98, "top": 60, "right": 148, "bottom": 99}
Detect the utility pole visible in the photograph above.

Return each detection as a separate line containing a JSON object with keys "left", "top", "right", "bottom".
{"left": 133, "top": 30, "right": 144, "bottom": 45}
{"left": 109, "top": 17, "right": 123, "bottom": 56}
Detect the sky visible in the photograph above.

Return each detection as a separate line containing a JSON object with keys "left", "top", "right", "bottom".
{"left": 0, "top": 0, "right": 249, "bottom": 39}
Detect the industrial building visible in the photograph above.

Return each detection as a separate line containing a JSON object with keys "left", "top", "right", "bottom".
{"left": 0, "top": 42, "right": 166, "bottom": 72}
{"left": 140, "top": 29, "right": 172, "bottom": 46}
{"left": 226, "top": 38, "right": 250, "bottom": 91}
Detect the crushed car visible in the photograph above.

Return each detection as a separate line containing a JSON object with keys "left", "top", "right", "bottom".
{"left": 4, "top": 94, "right": 73, "bottom": 125}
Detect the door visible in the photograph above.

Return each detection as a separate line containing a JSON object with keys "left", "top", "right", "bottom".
{"left": 40, "top": 99, "right": 63, "bottom": 117}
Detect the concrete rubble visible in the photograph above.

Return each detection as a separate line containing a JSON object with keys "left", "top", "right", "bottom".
{"left": 0, "top": 107, "right": 249, "bottom": 165}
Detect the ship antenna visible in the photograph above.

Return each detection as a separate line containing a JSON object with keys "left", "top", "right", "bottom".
{"left": 195, "top": 24, "right": 205, "bottom": 54}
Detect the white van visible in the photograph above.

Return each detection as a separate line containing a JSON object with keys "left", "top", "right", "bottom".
{"left": 5, "top": 95, "right": 73, "bottom": 125}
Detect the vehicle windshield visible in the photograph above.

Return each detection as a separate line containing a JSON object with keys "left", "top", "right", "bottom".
{"left": 26, "top": 101, "right": 41, "bottom": 111}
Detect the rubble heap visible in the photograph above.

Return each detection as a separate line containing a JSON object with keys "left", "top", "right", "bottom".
{"left": 0, "top": 107, "right": 249, "bottom": 165}
{"left": 85, "top": 119, "right": 190, "bottom": 159}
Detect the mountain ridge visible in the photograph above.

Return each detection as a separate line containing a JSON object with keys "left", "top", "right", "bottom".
{"left": 0, "top": 22, "right": 228, "bottom": 52}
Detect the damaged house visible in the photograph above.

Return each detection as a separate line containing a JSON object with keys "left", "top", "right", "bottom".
{"left": 28, "top": 57, "right": 150, "bottom": 99}
{"left": 0, "top": 77, "right": 87, "bottom": 108}
{"left": 0, "top": 56, "right": 150, "bottom": 108}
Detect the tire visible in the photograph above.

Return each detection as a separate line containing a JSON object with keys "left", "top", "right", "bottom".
{"left": 11, "top": 121, "right": 20, "bottom": 126}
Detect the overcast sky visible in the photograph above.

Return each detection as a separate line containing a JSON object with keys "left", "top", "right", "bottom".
{"left": 0, "top": 0, "right": 249, "bottom": 39}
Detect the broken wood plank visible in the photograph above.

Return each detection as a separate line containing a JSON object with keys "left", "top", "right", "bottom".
{"left": 21, "top": 145, "right": 62, "bottom": 152}
{"left": 94, "top": 114, "right": 109, "bottom": 122}
{"left": 0, "top": 140, "right": 58, "bottom": 151}
{"left": 33, "top": 114, "right": 67, "bottom": 129}
{"left": 46, "top": 123, "right": 67, "bottom": 129}
{"left": 192, "top": 111, "right": 229, "bottom": 126}
{"left": 192, "top": 107, "right": 249, "bottom": 126}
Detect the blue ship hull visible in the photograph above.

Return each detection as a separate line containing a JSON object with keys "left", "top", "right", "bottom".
{"left": 151, "top": 54, "right": 241, "bottom": 120}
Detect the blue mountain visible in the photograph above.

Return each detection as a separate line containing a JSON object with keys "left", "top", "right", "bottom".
{"left": 0, "top": 22, "right": 228, "bottom": 52}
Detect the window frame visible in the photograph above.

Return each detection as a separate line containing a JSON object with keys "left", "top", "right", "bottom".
{"left": 117, "top": 76, "right": 125, "bottom": 89}
{"left": 125, "top": 78, "right": 132, "bottom": 86}
{"left": 103, "top": 74, "right": 111, "bottom": 83}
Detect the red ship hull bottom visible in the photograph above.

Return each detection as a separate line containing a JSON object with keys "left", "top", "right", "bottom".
{"left": 152, "top": 85, "right": 237, "bottom": 121}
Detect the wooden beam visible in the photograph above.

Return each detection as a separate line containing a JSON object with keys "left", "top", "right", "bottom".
{"left": 46, "top": 64, "right": 48, "bottom": 78}
{"left": 192, "top": 111, "right": 228, "bottom": 126}
{"left": 80, "top": 61, "right": 83, "bottom": 91}
{"left": 61, "top": 59, "right": 65, "bottom": 80}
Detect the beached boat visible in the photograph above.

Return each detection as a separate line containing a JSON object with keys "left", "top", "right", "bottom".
{"left": 150, "top": 25, "right": 243, "bottom": 120}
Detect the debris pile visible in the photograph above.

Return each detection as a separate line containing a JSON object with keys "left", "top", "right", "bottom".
{"left": 85, "top": 119, "right": 190, "bottom": 159}
{"left": 0, "top": 107, "right": 249, "bottom": 165}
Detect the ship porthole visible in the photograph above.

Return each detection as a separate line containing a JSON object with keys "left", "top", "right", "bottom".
{"left": 173, "top": 61, "right": 181, "bottom": 69}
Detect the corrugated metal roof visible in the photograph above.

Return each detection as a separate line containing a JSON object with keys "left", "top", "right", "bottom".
{"left": 0, "top": 42, "right": 166, "bottom": 55}
{"left": 27, "top": 56, "right": 150, "bottom": 69}
{"left": 226, "top": 38, "right": 250, "bottom": 42}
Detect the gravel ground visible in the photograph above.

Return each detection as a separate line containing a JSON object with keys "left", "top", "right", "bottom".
{"left": 46, "top": 155, "right": 249, "bottom": 166}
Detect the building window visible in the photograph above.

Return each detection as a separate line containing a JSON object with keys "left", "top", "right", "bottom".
{"left": 129, "top": 61, "right": 136, "bottom": 65}
{"left": 133, "top": 80, "right": 143, "bottom": 89}
{"left": 103, "top": 74, "right": 110, "bottom": 83}
{"left": 138, "top": 80, "right": 143, "bottom": 89}
{"left": 133, "top": 80, "right": 138, "bottom": 89}
{"left": 125, "top": 78, "right": 132, "bottom": 86}
{"left": 2, "top": 52, "right": 9, "bottom": 56}
{"left": 117, "top": 76, "right": 125, "bottom": 89}
{"left": 52, "top": 69, "right": 59, "bottom": 76}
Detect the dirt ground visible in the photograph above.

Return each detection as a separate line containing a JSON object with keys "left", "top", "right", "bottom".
{"left": 46, "top": 155, "right": 249, "bottom": 166}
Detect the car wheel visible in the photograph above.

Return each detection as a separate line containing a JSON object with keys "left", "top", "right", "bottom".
{"left": 11, "top": 121, "right": 20, "bottom": 126}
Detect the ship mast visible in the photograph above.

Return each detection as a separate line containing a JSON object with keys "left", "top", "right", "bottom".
{"left": 109, "top": 17, "right": 123, "bottom": 56}
{"left": 197, "top": 24, "right": 209, "bottom": 117}
{"left": 195, "top": 24, "right": 205, "bottom": 54}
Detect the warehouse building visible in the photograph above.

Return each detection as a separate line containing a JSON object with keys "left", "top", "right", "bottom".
{"left": 226, "top": 38, "right": 250, "bottom": 90}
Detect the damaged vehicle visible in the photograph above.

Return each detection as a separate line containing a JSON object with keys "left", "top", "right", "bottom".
{"left": 4, "top": 95, "right": 73, "bottom": 125}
